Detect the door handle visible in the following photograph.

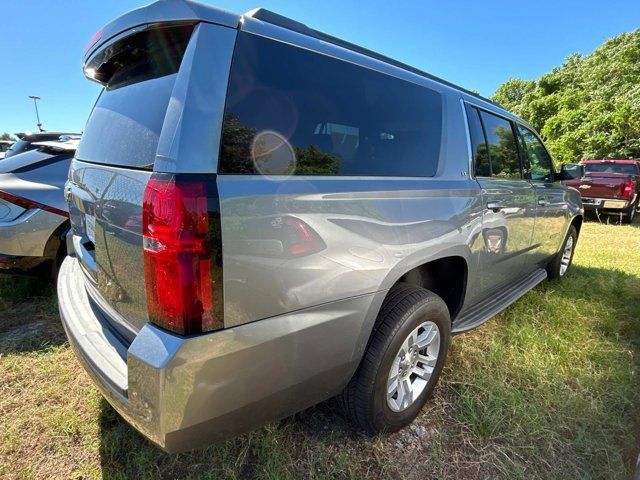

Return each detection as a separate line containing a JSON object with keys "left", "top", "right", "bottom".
{"left": 538, "top": 199, "right": 548, "bottom": 207}
{"left": 487, "top": 201, "right": 504, "bottom": 212}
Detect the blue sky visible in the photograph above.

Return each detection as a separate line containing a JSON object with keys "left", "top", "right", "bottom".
{"left": 0, "top": 0, "right": 638, "bottom": 135}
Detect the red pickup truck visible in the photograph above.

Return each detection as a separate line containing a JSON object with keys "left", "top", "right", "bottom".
{"left": 562, "top": 159, "right": 640, "bottom": 223}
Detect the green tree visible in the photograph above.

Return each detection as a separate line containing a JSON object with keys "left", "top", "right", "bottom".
{"left": 0, "top": 133, "right": 14, "bottom": 141}
{"left": 492, "top": 29, "right": 640, "bottom": 165}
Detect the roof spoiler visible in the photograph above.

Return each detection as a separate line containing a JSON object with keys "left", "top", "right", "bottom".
{"left": 83, "top": 0, "right": 240, "bottom": 66}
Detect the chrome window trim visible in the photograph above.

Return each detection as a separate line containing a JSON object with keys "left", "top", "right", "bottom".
{"left": 464, "top": 99, "right": 524, "bottom": 127}
{"left": 460, "top": 97, "right": 475, "bottom": 180}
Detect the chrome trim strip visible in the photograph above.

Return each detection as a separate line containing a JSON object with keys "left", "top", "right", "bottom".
{"left": 460, "top": 98, "right": 474, "bottom": 179}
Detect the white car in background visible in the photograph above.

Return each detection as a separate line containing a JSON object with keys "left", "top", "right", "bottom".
{"left": 0, "top": 137, "right": 78, "bottom": 278}
{"left": 4, "top": 131, "right": 80, "bottom": 159}
{"left": 0, "top": 140, "right": 14, "bottom": 159}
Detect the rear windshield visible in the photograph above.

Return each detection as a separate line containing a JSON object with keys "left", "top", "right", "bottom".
{"left": 219, "top": 33, "right": 443, "bottom": 177}
{"left": 5, "top": 139, "right": 31, "bottom": 158}
{"left": 584, "top": 163, "right": 639, "bottom": 175}
{"left": 0, "top": 149, "right": 73, "bottom": 174}
{"left": 77, "top": 24, "right": 194, "bottom": 170}
{"left": 0, "top": 149, "right": 53, "bottom": 173}
{"left": 76, "top": 74, "right": 176, "bottom": 169}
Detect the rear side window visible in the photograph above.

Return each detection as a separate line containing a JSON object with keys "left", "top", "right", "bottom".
{"left": 219, "top": 33, "right": 443, "bottom": 176}
{"left": 465, "top": 105, "right": 490, "bottom": 177}
{"left": 516, "top": 125, "right": 553, "bottom": 181}
{"left": 479, "top": 111, "right": 522, "bottom": 180}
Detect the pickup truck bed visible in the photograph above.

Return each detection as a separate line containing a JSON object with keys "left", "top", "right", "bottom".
{"left": 564, "top": 159, "right": 639, "bottom": 223}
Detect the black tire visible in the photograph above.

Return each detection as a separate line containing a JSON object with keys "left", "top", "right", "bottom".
{"left": 547, "top": 225, "right": 578, "bottom": 279}
{"left": 342, "top": 283, "right": 450, "bottom": 434}
{"left": 622, "top": 200, "right": 637, "bottom": 224}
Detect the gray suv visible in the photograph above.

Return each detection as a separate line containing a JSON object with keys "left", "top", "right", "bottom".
{"left": 58, "top": 1, "right": 583, "bottom": 453}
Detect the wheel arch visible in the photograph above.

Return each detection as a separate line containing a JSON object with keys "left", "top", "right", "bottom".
{"left": 570, "top": 214, "right": 583, "bottom": 238}
{"left": 347, "top": 248, "right": 472, "bottom": 386}
{"left": 379, "top": 248, "right": 471, "bottom": 322}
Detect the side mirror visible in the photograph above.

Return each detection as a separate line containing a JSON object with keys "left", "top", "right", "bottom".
{"left": 560, "top": 163, "right": 585, "bottom": 181}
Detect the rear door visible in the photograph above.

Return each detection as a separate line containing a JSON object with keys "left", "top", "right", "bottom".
{"left": 466, "top": 105, "right": 537, "bottom": 292}
{"left": 516, "top": 124, "right": 567, "bottom": 263}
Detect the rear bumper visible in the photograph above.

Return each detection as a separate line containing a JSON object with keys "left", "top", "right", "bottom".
{"left": 58, "top": 256, "right": 381, "bottom": 452}
{"left": 581, "top": 197, "right": 631, "bottom": 211}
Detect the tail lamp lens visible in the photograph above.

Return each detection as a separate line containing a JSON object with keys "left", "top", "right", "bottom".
{"left": 142, "top": 176, "right": 215, "bottom": 335}
{"left": 0, "top": 190, "right": 68, "bottom": 217}
{"left": 622, "top": 181, "right": 634, "bottom": 198}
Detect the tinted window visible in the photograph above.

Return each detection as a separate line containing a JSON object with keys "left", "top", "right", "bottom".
{"left": 517, "top": 125, "right": 553, "bottom": 181}
{"left": 219, "top": 33, "right": 443, "bottom": 176}
{"left": 561, "top": 164, "right": 583, "bottom": 180}
{"left": 465, "top": 104, "right": 490, "bottom": 177}
{"left": 480, "top": 111, "right": 521, "bottom": 180}
{"left": 5, "top": 139, "right": 33, "bottom": 158}
{"left": 76, "top": 73, "right": 176, "bottom": 169}
{"left": 0, "top": 149, "right": 71, "bottom": 174}
{"left": 584, "top": 162, "right": 638, "bottom": 175}
{"left": 86, "top": 24, "right": 194, "bottom": 89}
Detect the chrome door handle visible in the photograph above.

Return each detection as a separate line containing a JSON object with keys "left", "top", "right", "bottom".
{"left": 487, "top": 201, "right": 504, "bottom": 212}
{"left": 538, "top": 199, "right": 548, "bottom": 207}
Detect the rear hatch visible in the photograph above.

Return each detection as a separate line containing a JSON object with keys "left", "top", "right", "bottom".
{"left": 68, "top": 22, "right": 196, "bottom": 337}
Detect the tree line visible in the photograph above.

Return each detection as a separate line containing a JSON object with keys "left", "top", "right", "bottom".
{"left": 492, "top": 29, "right": 639, "bottom": 165}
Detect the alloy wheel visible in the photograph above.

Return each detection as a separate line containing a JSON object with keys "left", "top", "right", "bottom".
{"left": 559, "top": 235, "right": 574, "bottom": 276}
{"left": 386, "top": 321, "right": 440, "bottom": 412}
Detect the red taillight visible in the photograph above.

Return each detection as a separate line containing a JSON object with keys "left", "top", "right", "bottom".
{"left": 142, "top": 176, "right": 215, "bottom": 335}
{"left": 622, "top": 181, "right": 634, "bottom": 199}
{"left": 0, "top": 190, "right": 68, "bottom": 217}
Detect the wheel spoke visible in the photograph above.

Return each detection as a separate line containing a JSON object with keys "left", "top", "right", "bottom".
{"left": 400, "top": 378, "right": 413, "bottom": 408}
{"left": 413, "top": 364, "right": 434, "bottom": 380}
{"left": 417, "top": 327, "right": 438, "bottom": 349}
{"left": 407, "top": 330, "right": 417, "bottom": 348}
{"left": 385, "top": 320, "right": 442, "bottom": 412}
{"left": 387, "top": 374, "right": 399, "bottom": 395}
{"left": 417, "top": 353, "right": 437, "bottom": 367}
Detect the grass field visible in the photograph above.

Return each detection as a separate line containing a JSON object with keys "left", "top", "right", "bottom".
{"left": 0, "top": 219, "right": 639, "bottom": 479}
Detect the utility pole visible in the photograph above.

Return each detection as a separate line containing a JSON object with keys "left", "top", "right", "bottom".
{"left": 28, "top": 95, "right": 43, "bottom": 132}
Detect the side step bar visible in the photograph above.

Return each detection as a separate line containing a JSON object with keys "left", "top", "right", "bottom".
{"left": 452, "top": 268, "right": 547, "bottom": 334}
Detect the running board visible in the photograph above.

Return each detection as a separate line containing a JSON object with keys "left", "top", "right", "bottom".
{"left": 452, "top": 268, "right": 547, "bottom": 334}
